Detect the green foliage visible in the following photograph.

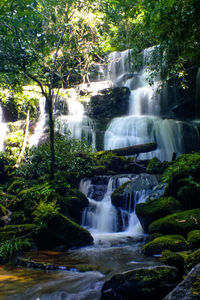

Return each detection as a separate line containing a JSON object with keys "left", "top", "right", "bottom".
{"left": 0, "top": 90, "right": 39, "bottom": 121}
{"left": 33, "top": 200, "right": 60, "bottom": 229}
{"left": 5, "top": 130, "right": 24, "bottom": 162}
{"left": 0, "top": 238, "right": 32, "bottom": 262}
{"left": 146, "top": 157, "right": 168, "bottom": 174}
{"left": 162, "top": 153, "right": 200, "bottom": 184}
{"left": 18, "top": 135, "right": 95, "bottom": 179}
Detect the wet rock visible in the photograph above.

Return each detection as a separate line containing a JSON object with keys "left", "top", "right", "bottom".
{"left": 148, "top": 209, "right": 200, "bottom": 236}
{"left": 187, "top": 230, "right": 200, "bottom": 250}
{"left": 111, "top": 174, "right": 158, "bottom": 211}
{"left": 34, "top": 213, "right": 93, "bottom": 250}
{"left": 142, "top": 235, "right": 188, "bottom": 256}
{"left": 164, "top": 263, "right": 200, "bottom": 300}
{"left": 100, "top": 265, "right": 179, "bottom": 300}
{"left": 135, "top": 197, "right": 183, "bottom": 232}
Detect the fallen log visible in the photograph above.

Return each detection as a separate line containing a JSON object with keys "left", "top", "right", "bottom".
{"left": 96, "top": 142, "right": 157, "bottom": 156}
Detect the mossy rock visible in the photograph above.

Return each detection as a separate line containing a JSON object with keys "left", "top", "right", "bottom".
{"left": 148, "top": 209, "right": 200, "bottom": 236}
{"left": 101, "top": 265, "right": 179, "bottom": 300}
{"left": 187, "top": 230, "right": 200, "bottom": 250}
{"left": 146, "top": 157, "right": 168, "bottom": 174}
{"left": 0, "top": 224, "right": 36, "bottom": 243}
{"left": 160, "top": 250, "right": 185, "bottom": 275}
{"left": 184, "top": 250, "right": 200, "bottom": 274}
{"left": 87, "top": 87, "right": 130, "bottom": 120}
{"left": 163, "top": 153, "right": 200, "bottom": 199}
{"left": 35, "top": 213, "right": 93, "bottom": 250}
{"left": 135, "top": 197, "right": 183, "bottom": 232}
{"left": 111, "top": 181, "right": 131, "bottom": 209}
{"left": 177, "top": 180, "right": 200, "bottom": 209}
{"left": 54, "top": 189, "right": 89, "bottom": 224}
{"left": 142, "top": 235, "right": 188, "bottom": 256}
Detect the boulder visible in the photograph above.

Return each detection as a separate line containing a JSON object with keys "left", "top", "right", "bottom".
{"left": 111, "top": 174, "right": 158, "bottom": 211}
{"left": 0, "top": 224, "right": 36, "bottom": 242}
{"left": 164, "top": 263, "right": 200, "bottom": 300}
{"left": 146, "top": 157, "right": 168, "bottom": 174}
{"left": 148, "top": 209, "right": 200, "bottom": 236}
{"left": 135, "top": 197, "right": 183, "bottom": 232}
{"left": 161, "top": 250, "right": 185, "bottom": 275}
{"left": 142, "top": 235, "right": 188, "bottom": 256}
{"left": 187, "top": 230, "right": 200, "bottom": 250}
{"left": 100, "top": 265, "right": 179, "bottom": 300}
{"left": 55, "top": 189, "right": 89, "bottom": 224}
{"left": 34, "top": 213, "right": 93, "bottom": 250}
{"left": 184, "top": 250, "right": 200, "bottom": 274}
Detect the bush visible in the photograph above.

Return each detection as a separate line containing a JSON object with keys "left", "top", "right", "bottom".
{"left": 17, "top": 134, "right": 95, "bottom": 179}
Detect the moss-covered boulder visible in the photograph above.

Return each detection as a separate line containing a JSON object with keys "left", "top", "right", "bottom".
{"left": 161, "top": 250, "right": 185, "bottom": 275}
{"left": 184, "top": 250, "right": 200, "bottom": 274}
{"left": 187, "top": 230, "right": 200, "bottom": 250}
{"left": 35, "top": 213, "right": 93, "bottom": 250}
{"left": 0, "top": 224, "right": 36, "bottom": 242}
{"left": 147, "top": 157, "right": 168, "bottom": 174}
{"left": 142, "top": 235, "right": 188, "bottom": 256}
{"left": 55, "top": 189, "right": 89, "bottom": 224}
{"left": 177, "top": 180, "right": 200, "bottom": 209}
{"left": 163, "top": 153, "right": 200, "bottom": 202}
{"left": 100, "top": 265, "right": 179, "bottom": 300}
{"left": 135, "top": 197, "right": 183, "bottom": 232}
{"left": 111, "top": 181, "right": 131, "bottom": 209}
{"left": 148, "top": 209, "right": 200, "bottom": 236}
{"left": 111, "top": 174, "right": 158, "bottom": 211}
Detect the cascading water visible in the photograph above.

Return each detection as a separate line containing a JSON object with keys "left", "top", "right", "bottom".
{"left": 80, "top": 173, "right": 159, "bottom": 241}
{"left": 56, "top": 90, "right": 96, "bottom": 149}
{"left": 29, "top": 97, "right": 47, "bottom": 148}
{"left": 0, "top": 104, "right": 8, "bottom": 151}
{"left": 104, "top": 48, "right": 200, "bottom": 160}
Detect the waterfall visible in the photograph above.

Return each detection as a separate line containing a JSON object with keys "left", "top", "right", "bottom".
{"left": 80, "top": 174, "right": 158, "bottom": 240}
{"left": 104, "top": 48, "right": 200, "bottom": 160}
{"left": 56, "top": 91, "right": 96, "bottom": 149}
{"left": 0, "top": 104, "right": 8, "bottom": 152}
{"left": 29, "top": 97, "right": 47, "bottom": 148}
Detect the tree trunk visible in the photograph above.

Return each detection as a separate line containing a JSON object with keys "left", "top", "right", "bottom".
{"left": 47, "top": 95, "right": 55, "bottom": 180}
{"left": 96, "top": 142, "right": 157, "bottom": 156}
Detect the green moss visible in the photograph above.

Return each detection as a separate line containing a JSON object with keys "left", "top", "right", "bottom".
{"left": 191, "top": 276, "right": 200, "bottom": 297}
{"left": 34, "top": 213, "right": 93, "bottom": 250}
{"left": 148, "top": 209, "right": 200, "bottom": 236}
{"left": 135, "top": 197, "right": 183, "bottom": 232}
{"left": 111, "top": 181, "right": 131, "bottom": 208}
{"left": 163, "top": 153, "right": 200, "bottom": 199}
{"left": 187, "top": 230, "right": 200, "bottom": 250}
{"left": 146, "top": 157, "right": 168, "bottom": 174}
{"left": 142, "top": 235, "right": 188, "bottom": 256}
{"left": 184, "top": 250, "right": 200, "bottom": 273}
{"left": 161, "top": 250, "right": 185, "bottom": 274}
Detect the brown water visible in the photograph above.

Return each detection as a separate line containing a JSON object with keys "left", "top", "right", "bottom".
{"left": 0, "top": 237, "right": 160, "bottom": 300}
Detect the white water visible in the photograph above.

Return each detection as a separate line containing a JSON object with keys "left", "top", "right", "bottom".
{"left": 0, "top": 104, "right": 8, "bottom": 151}
{"left": 80, "top": 174, "right": 158, "bottom": 241}
{"left": 56, "top": 91, "right": 96, "bottom": 149}
{"left": 104, "top": 48, "right": 200, "bottom": 160}
{"left": 29, "top": 97, "right": 47, "bottom": 148}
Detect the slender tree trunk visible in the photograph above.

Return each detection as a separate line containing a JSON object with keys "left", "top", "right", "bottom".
{"left": 47, "top": 95, "right": 55, "bottom": 180}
